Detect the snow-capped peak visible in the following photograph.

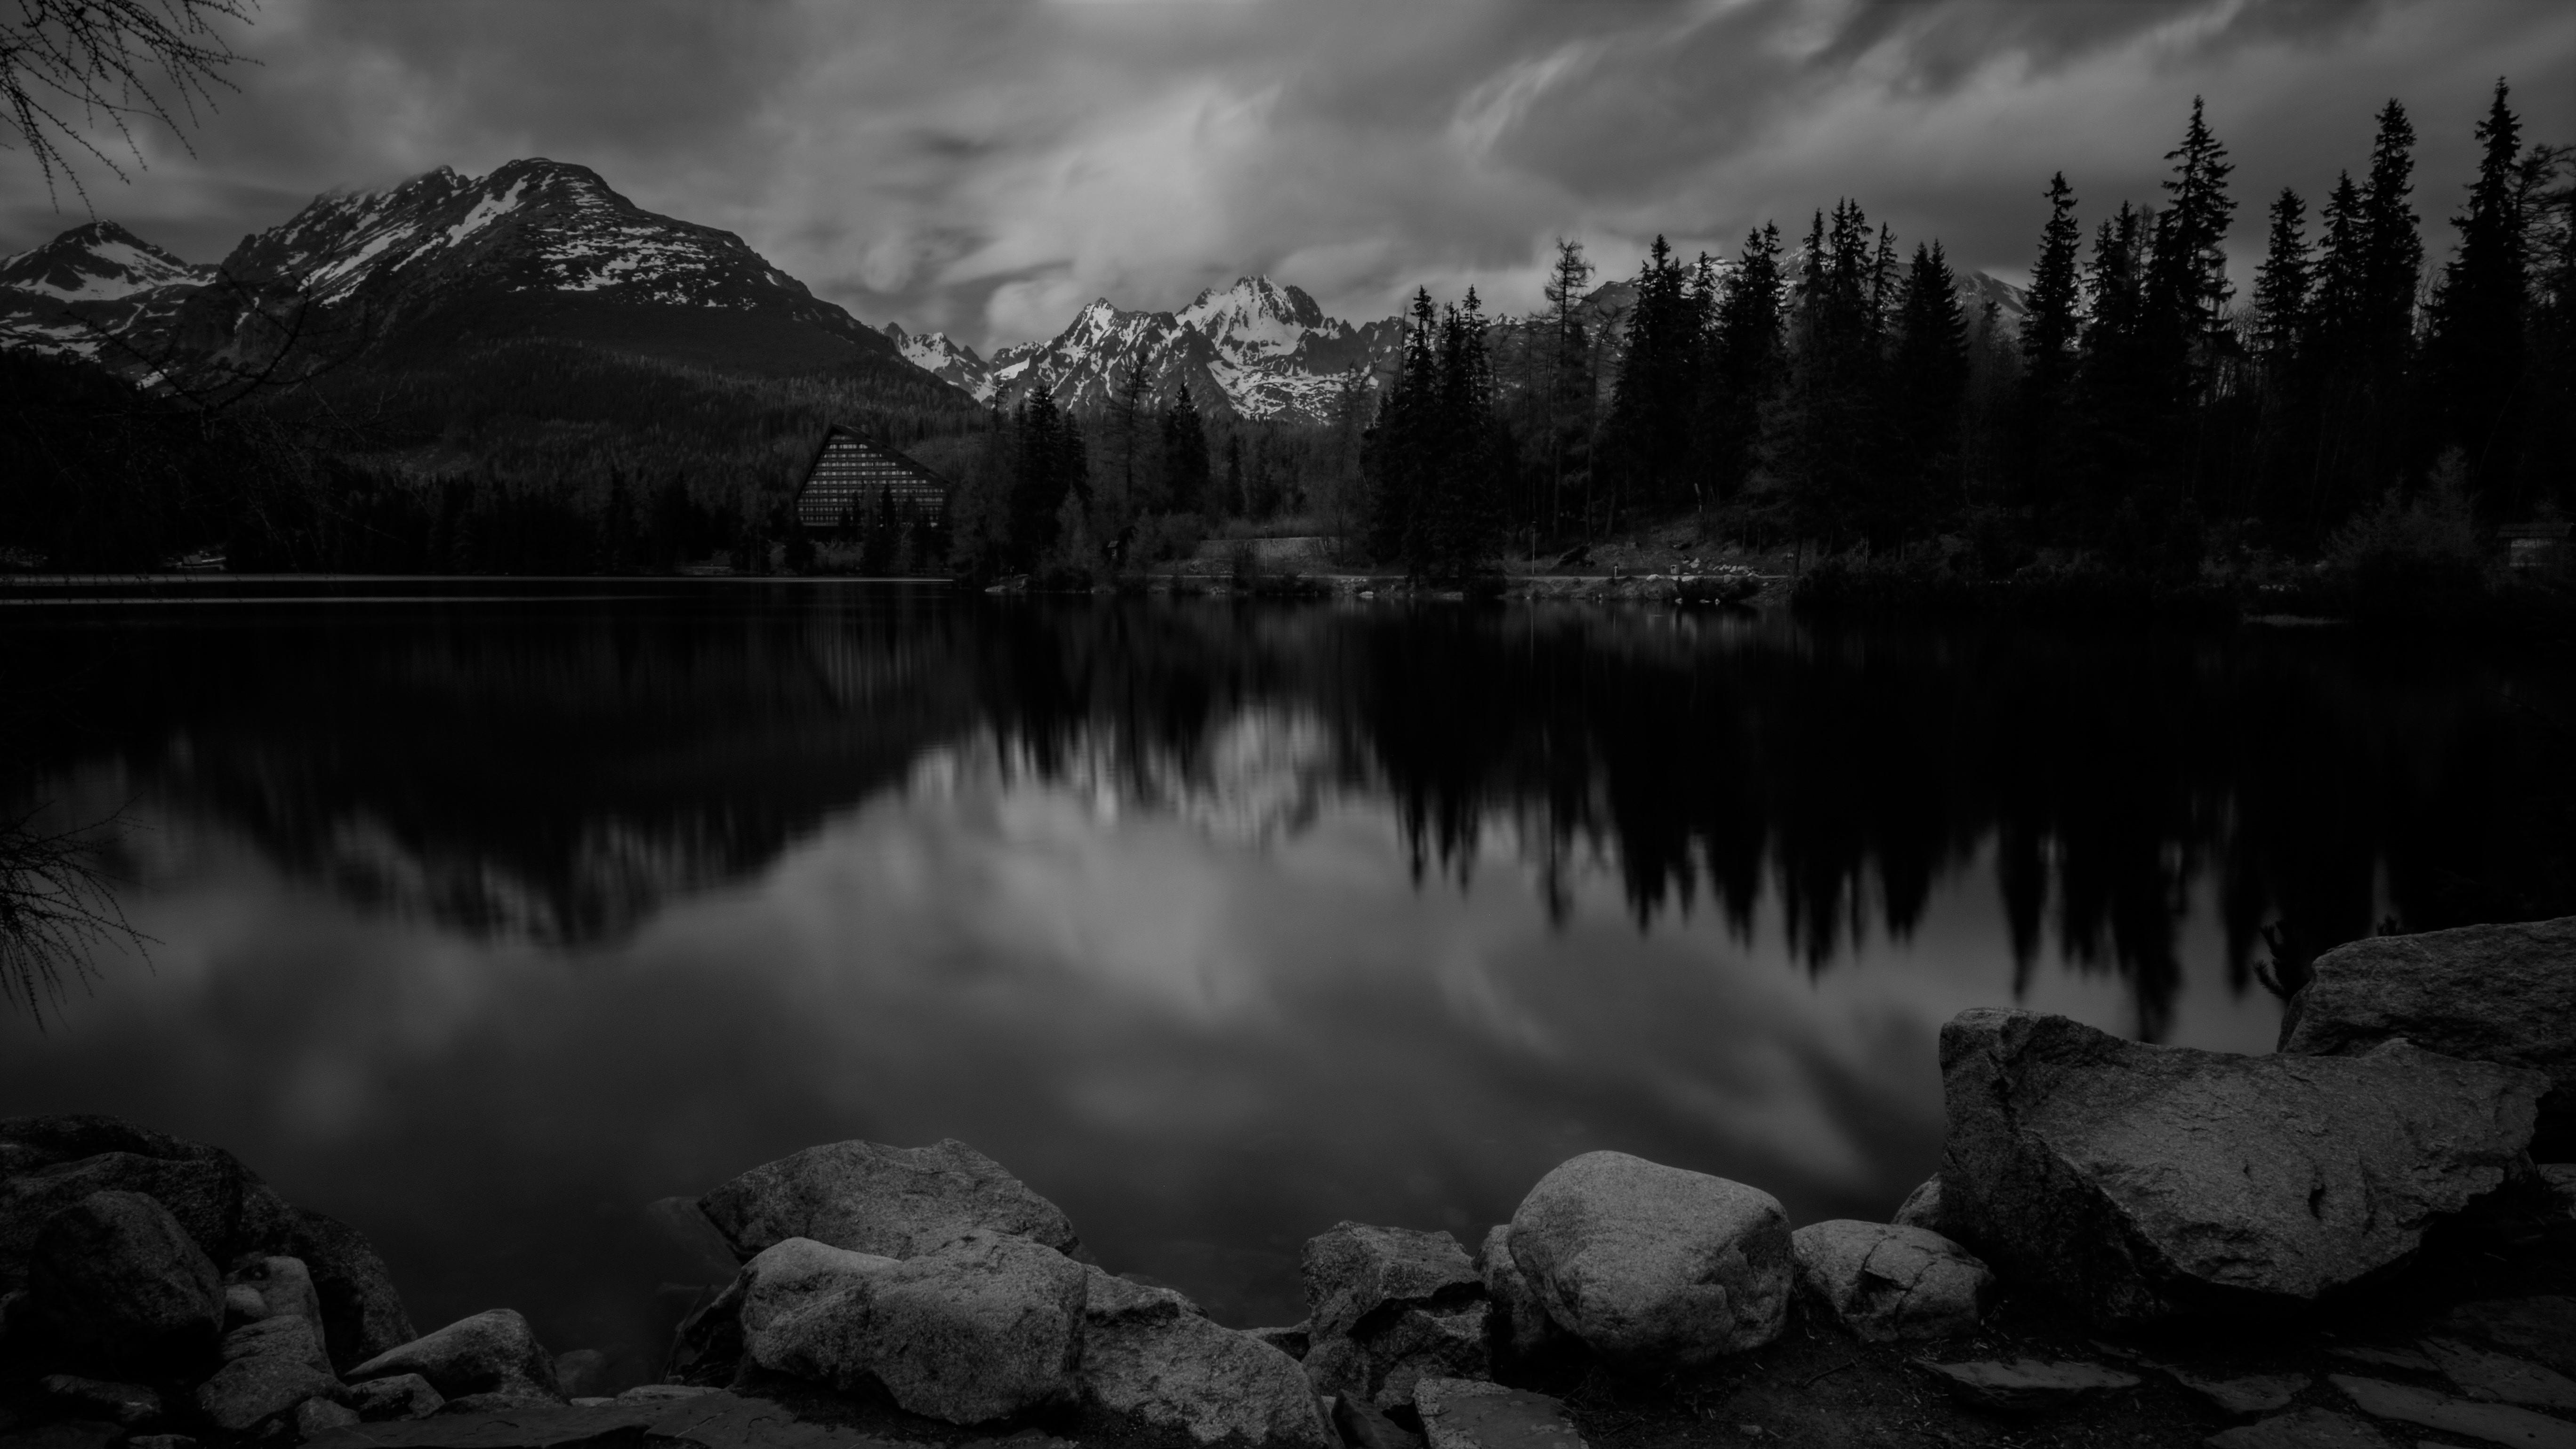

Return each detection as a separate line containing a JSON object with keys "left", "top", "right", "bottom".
{"left": 0, "top": 221, "right": 210, "bottom": 302}
{"left": 886, "top": 322, "right": 996, "bottom": 401}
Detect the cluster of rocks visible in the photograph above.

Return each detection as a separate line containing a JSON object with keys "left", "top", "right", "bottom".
{"left": 5, "top": 915, "right": 2570, "bottom": 1449}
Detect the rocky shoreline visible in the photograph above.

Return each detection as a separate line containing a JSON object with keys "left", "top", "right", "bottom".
{"left": 5, "top": 917, "right": 2573, "bottom": 1449}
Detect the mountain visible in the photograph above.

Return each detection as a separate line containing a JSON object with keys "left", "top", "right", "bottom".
{"left": 0, "top": 221, "right": 214, "bottom": 362}
{"left": 885, "top": 323, "right": 997, "bottom": 402}
{"left": 166, "top": 158, "right": 912, "bottom": 377}
{"left": 959, "top": 277, "right": 1409, "bottom": 426}
{"left": 1955, "top": 271, "right": 2030, "bottom": 335}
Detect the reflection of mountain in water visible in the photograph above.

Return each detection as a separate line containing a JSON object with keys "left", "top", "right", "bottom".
{"left": 8, "top": 595, "right": 2571, "bottom": 1037}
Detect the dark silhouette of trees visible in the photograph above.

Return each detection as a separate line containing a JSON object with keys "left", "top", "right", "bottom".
{"left": 2427, "top": 80, "right": 2531, "bottom": 502}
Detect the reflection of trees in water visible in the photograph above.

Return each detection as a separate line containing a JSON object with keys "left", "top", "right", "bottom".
{"left": 6, "top": 596, "right": 2569, "bottom": 1039}
{"left": 966, "top": 606, "right": 2576, "bottom": 1043}
{"left": 0, "top": 808, "right": 147, "bottom": 1025}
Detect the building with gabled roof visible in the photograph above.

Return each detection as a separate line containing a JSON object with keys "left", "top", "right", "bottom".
{"left": 794, "top": 425, "right": 950, "bottom": 534}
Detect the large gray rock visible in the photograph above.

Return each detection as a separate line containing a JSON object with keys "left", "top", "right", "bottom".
{"left": 1412, "top": 1377, "right": 1588, "bottom": 1449}
{"left": 2331, "top": 1374, "right": 2576, "bottom": 1448}
{"left": 39, "top": 1376, "right": 162, "bottom": 1428}
{"left": 1891, "top": 1177, "right": 1945, "bottom": 1233}
{"left": 346, "top": 1373, "right": 442, "bottom": 1422}
{"left": 1477, "top": 1225, "right": 1569, "bottom": 1363}
{"left": 1938, "top": 1008, "right": 2544, "bottom": 1325}
{"left": 2204, "top": 1408, "right": 2396, "bottom": 1449}
{"left": 193, "top": 1317, "right": 346, "bottom": 1433}
{"left": 1919, "top": 1358, "right": 2141, "bottom": 1412}
{"left": 1077, "top": 1267, "right": 1334, "bottom": 1449}
{"left": 347, "top": 1309, "right": 563, "bottom": 1404}
{"left": 1506, "top": 1151, "right": 1790, "bottom": 1363}
{"left": 27, "top": 1190, "right": 224, "bottom": 1368}
{"left": 1788, "top": 1219, "right": 1992, "bottom": 1342}
{"left": 1298, "top": 1223, "right": 1489, "bottom": 1409}
{"left": 0, "top": 1116, "right": 414, "bottom": 1371}
{"left": 2280, "top": 917, "right": 2576, "bottom": 1152}
{"left": 2422, "top": 1336, "right": 2576, "bottom": 1411}
{"left": 2435, "top": 1297, "right": 2576, "bottom": 1379}
{"left": 742, "top": 1230, "right": 1086, "bottom": 1424}
{"left": 225, "top": 1256, "right": 324, "bottom": 1336}
{"left": 699, "top": 1138, "right": 1082, "bottom": 1263}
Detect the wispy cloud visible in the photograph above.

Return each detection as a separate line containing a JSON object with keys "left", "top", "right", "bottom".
{"left": 1, "top": 0, "right": 2567, "bottom": 350}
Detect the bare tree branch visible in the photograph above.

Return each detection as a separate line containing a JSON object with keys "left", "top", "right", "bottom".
{"left": 2, "top": 0, "right": 258, "bottom": 209}
{"left": 0, "top": 803, "right": 152, "bottom": 1029}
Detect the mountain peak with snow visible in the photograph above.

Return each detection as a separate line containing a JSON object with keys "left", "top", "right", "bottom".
{"left": 0, "top": 220, "right": 215, "bottom": 360}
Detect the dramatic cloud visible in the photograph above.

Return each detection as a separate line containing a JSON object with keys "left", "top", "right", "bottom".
{"left": 2, "top": 0, "right": 2569, "bottom": 348}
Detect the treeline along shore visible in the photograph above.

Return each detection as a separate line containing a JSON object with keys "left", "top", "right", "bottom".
{"left": 4, "top": 78, "right": 2573, "bottom": 626}
{"left": 2, "top": 916, "right": 2572, "bottom": 1449}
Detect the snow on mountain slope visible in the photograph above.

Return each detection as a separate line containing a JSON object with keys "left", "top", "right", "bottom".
{"left": 988, "top": 277, "right": 1404, "bottom": 425}
{"left": 201, "top": 159, "right": 894, "bottom": 354}
{"left": 0, "top": 221, "right": 214, "bottom": 360}
{"left": 885, "top": 323, "right": 995, "bottom": 401}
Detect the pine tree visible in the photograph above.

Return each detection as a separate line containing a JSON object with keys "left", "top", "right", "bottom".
{"left": 1885, "top": 241, "right": 1968, "bottom": 540}
{"left": 2252, "top": 188, "right": 2312, "bottom": 362}
{"left": 1706, "top": 222, "right": 1786, "bottom": 504}
{"left": 1367, "top": 288, "right": 1440, "bottom": 564}
{"left": 1541, "top": 238, "right": 1596, "bottom": 540}
{"left": 2427, "top": 79, "right": 2529, "bottom": 496}
{"left": 2153, "top": 98, "right": 2239, "bottom": 345}
{"left": 2018, "top": 173, "right": 2085, "bottom": 510}
{"left": 2359, "top": 99, "right": 2424, "bottom": 363}
{"left": 1771, "top": 201, "right": 1884, "bottom": 547}
{"left": 1160, "top": 382, "right": 1210, "bottom": 514}
{"left": 1602, "top": 235, "right": 1698, "bottom": 522}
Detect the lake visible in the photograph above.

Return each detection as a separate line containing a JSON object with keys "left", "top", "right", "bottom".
{"left": 3, "top": 586, "right": 2568, "bottom": 1380}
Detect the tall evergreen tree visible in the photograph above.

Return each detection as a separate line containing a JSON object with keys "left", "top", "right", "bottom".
{"left": 2252, "top": 188, "right": 2312, "bottom": 362}
{"left": 1366, "top": 288, "right": 1441, "bottom": 563}
{"left": 2427, "top": 79, "right": 2529, "bottom": 497}
{"left": 1159, "top": 382, "right": 1210, "bottom": 514}
{"left": 1602, "top": 235, "right": 1698, "bottom": 522}
{"left": 1705, "top": 222, "right": 1786, "bottom": 503}
{"left": 1540, "top": 238, "right": 1597, "bottom": 540}
{"left": 1884, "top": 241, "right": 1969, "bottom": 539}
{"left": 1771, "top": 201, "right": 1885, "bottom": 547}
{"left": 2018, "top": 172, "right": 2085, "bottom": 510}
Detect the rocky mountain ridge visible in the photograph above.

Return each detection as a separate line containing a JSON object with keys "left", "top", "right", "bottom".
{"left": 0, "top": 220, "right": 216, "bottom": 362}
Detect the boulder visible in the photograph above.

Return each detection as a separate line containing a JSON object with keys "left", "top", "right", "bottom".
{"left": 1891, "top": 1177, "right": 1944, "bottom": 1233}
{"left": 347, "top": 1309, "right": 562, "bottom": 1404}
{"left": 2421, "top": 1336, "right": 2576, "bottom": 1411}
{"left": 1076, "top": 1267, "right": 1334, "bottom": 1449}
{"left": 642, "top": 1197, "right": 741, "bottom": 1285}
{"left": 346, "top": 1373, "right": 442, "bottom": 1422}
{"left": 698, "top": 1138, "right": 1082, "bottom": 1263}
{"left": 1477, "top": 1226, "right": 1569, "bottom": 1363}
{"left": 1332, "top": 1395, "right": 1425, "bottom": 1449}
{"left": 2155, "top": 1368, "right": 2310, "bottom": 1418}
{"left": 293, "top": 1399, "right": 361, "bottom": 1440}
{"left": 1918, "top": 1358, "right": 2141, "bottom": 1412}
{"left": 2330, "top": 1374, "right": 2576, "bottom": 1448}
{"left": 194, "top": 1318, "right": 347, "bottom": 1433}
{"left": 39, "top": 1376, "right": 163, "bottom": 1427}
{"left": 1299, "top": 1223, "right": 1489, "bottom": 1408}
{"left": 742, "top": 1230, "right": 1086, "bottom": 1424}
{"left": 1506, "top": 1151, "right": 1791, "bottom": 1364}
{"left": 1789, "top": 1220, "right": 1992, "bottom": 1342}
{"left": 2326, "top": 1344, "right": 2437, "bottom": 1373}
{"left": 2435, "top": 1297, "right": 2576, "bottom": 1379}
{"left": 2204, "top": 1407, "right": 2397, "bottom": 1449}
{"left": 1246, "top": 1323, "right": 1308, "bottom": 1360}
{"left": 225, "top": 1256, "right": 325, "bottom": 1336}
{"left": 27, "top": 1190, "right": 224, "bottom": 1368}
{"left": 1937, "top": 1009, "right": 2544, "bottom": 1325}
{"left": 2542, "top": 1164, "right": 2576, "bottom": 1220}
{"left": 2279, "top": 917, "right": 2576, "bottom": 1153}
{"left": 1412, "top": 1377, "right": 1587, "bottom": 1449}
{"left": 0, "top": 1117, "right": 414, "bottom": 1372}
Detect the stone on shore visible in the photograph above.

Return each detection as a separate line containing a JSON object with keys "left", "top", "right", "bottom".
{"left": 225, "top": 1256, "right": 326, "bottom": 1336}
{"left": 2278, "top": 916, "right": 2576, "bottom": 1153}
{"left": 1077, "top": 1267, "right": 1335, "bottom": 1449}
{"left": 27, "top": 1190, "right": 224, "bottom": 1368}
{"left": 1412, "top": 1377, "right": 1586, "bottom": 1449}
{"left": 1332, "top": 1395, "right": 1425, "bottom": 1449}
{"left": 2203, "top": 1407, "right": 2397, "bottom": 1449}
{"left": 346, "top": 1373, "right": 442, "bottom": 1421}
{"left": 1477, "top": 1226, "right": 1569, "bottom": 1363}
{"left": 1918, "top": 1358, "right": 2142, "bottom": 1412}
{"left": 1790, "top": 1220, "right": 1992, "bottom": 1342}
{"left": 1938, "top": 1008, "right": 2544, "bottom": 1325}
{"left": 1891, "top": 1178, "right": 1945, "bottom": 1233}
{"left": 347, "top": 1309, "right": 563, "bottom": 1404}
{"left": 2331, "top": 1374, "right": 2576, "bottom": 1448}
{"left": 294, "top": 1399, "right": 362, "bottom": 1440}
{"left": 1299, "top": 1223, "right": 1489, "bottom": 1409}
{"left": 39, "top": 1376, "right": 162, "bottom": 1428}
{"left": 1246, "top": 1323, "right": 1309, "bottom": 1360}
{"left": 742, "top": 1230, "right": 1085, "bottom": 1424}
{"left": 1507, "top": 1151, "right": 1791, "bottom": 1363}
{"left": 698, "top": 1138, "right": 1083, "bottom": 1263}
{"left": 2157, "top": 1367, "right": 2311, "bottom": 1418}
{"left": 2423, "top": 1337, "right": 2576, "bottom": 1411}
{"left": 2436, "top": 1297, "right": 2576, "bottom": 1379}
{"left": 194, "top": 1317, "right": 347, "bottom": 1433}
{"left": 0, "top": 1116, "right": 416, "bottom": 1371}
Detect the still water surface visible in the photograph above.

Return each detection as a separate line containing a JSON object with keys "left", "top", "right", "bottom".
{"left": 3, "top": 588, "right": 2568, "bottom": 1373}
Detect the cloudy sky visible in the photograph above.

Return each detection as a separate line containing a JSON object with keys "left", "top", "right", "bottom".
{"left": 6, "top": 0, "right": 2571, "bottom": 350}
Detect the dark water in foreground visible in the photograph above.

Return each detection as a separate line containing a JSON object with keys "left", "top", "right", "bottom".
{"left": 3, "top": 588, "right": 2570, "bottom": 1375}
